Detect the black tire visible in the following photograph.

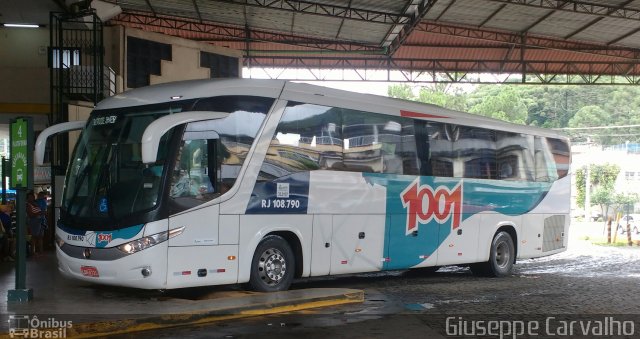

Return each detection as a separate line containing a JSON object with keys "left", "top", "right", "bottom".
{"left": 249, "top": 235, "right": 295, "bottom": 292}
{"left": 470, "top": 231, "right": 515, "bottom": 277}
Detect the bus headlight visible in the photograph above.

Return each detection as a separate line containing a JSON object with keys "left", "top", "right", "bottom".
{"left": 117, "top": 227, "right": 185, "bottom": 254}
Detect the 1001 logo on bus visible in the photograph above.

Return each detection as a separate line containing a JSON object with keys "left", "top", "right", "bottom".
{"left": 400, "top": 178, "right": 463, "bottom": 236}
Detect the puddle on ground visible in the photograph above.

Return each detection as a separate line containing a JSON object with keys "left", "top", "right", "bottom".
{"left": 517, "top": 238, "right": 640, "bottom": 278}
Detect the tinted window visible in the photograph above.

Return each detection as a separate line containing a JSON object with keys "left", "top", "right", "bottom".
{"left": 496, "top": 132, "right": 535, "bottom": 181}
{"left": 259, "top": 103, "right": 342, "bottom": 181}
{"left": 534, "top": 136, "right": 560, "bottom": 182}
{"left": 343, "top": 109, "right": 413, "bottom": 174}
{"left": 259, "top": 102, "right": 567, "bottom": 183}
{"left": 547, "top": 137, "right": 570, "bottom": 179}
{"left": 127, "top": 37, "right": 172, "bottom": 88}
{"left": 259, "top": 103, "right": 420, "bottom": 179}
{"left": 170, "top": 96, "right": 272, "bottom": 210}
{"left": 427, "top": 123, "right": 542, "bottom": 181}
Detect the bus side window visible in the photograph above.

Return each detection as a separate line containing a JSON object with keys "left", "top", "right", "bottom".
{"left": 496, "top": 132, "right": 530, "bottom": 181}
{"left": 547, "top": 137, "right": 570, "bottom": 179}
{"left": 534, "top": 136, "right": 559, "bottom": 182}
{"left": 258, "top": 103, "right": 343, "bottom": 180}
{"left": 170, "top": 138, "right": 218, "bottom": 201}
{"left": 456, "top": 126, "right": 497, "bottom": 179}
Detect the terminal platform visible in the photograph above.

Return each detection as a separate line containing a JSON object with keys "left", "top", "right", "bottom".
{"left": 0, "top": 251, "right": 363, "bottom": 338}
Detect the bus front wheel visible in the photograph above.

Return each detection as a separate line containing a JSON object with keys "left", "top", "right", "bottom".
{"left": 249, "top": 235, "right": 295, "bottom": 292}
{"left": 471, "top": 231, "right": 515, "bottom": 277}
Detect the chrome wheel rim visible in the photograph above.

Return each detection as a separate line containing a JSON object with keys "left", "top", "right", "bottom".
{"left": 258, "top": 248, "right": 287, "bottom": 286}
{"left": 495, "top": 241, "right": 510, "bottom": 269}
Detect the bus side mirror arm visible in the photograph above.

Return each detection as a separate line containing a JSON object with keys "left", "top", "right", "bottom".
{"left": 141, "top": 111, "right": 229, "bottom": 164}
{"left": 35, "top": 120, "right": 87, "bottom": 166}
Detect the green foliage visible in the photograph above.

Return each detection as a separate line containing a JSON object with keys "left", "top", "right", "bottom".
{"left": 388, "top": 83, "right": 470, "bottom": 111}
{"left": 590, "top": 163, "right": 620, "bottom": 189}
{"left": 468, "top": 86, "right": 528, "bottom": 124}
{"left": 568, "top": 105, "right": 607, "bottom": 128}
{"left": 591, "top": 186, "right": 614, "bottom": 208}
{"left": 575, "top": 168, "right": 585, "bottom": 207}
{"left": 574, "top": 163, "right": 620, "bottom": 207}
{"left": 387, "top": 84, "right": 414, "bottom": 101}
{"left": 386, "top": 84, "right": 640, "bottom": 144}
{"left": 568, "top": 106, "right": 611, "bottom": 144}
{"left": 417, "top": 83, "right": 469, "bottom": 112}
{"left": 613, "top": 192, "right": 640, "bottom": 214}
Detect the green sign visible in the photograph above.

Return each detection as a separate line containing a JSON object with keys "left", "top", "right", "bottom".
{"left": 10, "top": 118, "right": 33, "bottom": 189}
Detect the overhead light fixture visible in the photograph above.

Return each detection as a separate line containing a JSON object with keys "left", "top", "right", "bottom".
{"left": 3, "top": 23, "right": 40, "bottom": 28}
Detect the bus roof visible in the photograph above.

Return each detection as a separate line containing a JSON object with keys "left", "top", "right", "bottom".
{"left": 96, "top": 78, "right": 567, "bottom": 140}
{"left": 97, "top": 78, "right": 286, "bottom": 110}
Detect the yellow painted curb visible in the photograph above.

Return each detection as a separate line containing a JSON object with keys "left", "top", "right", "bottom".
{"left": 0, "top": 290, "right": 364, "bottom": 339}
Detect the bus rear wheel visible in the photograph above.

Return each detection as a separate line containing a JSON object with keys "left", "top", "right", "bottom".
{"left": 249, "top": 235, "right": 295, "bottom": 292}
{"left": 471, "top": 231, "right": 515, "bottom": 277}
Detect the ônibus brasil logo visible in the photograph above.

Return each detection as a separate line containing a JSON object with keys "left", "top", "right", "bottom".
{"left": 400, "top": 178, "right": 463, "bottom": 236}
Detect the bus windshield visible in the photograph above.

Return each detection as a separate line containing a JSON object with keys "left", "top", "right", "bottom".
{"left": 61, "top": 95, "right": 275, "bottom": 230}
{"left": 63, "top": 108, "right": 176, "bottom": 224}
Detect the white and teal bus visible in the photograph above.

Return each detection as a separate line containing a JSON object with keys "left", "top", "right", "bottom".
{"left": 36, "top": 79, "right": 571, "bottom": 291}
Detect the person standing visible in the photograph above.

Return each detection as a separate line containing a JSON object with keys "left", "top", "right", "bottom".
{"left": 36, "top": 191, "right": 49, "bottom": 249}
{"left": 0, "top": 204, "right": 14, "bottom": 262}
{"left": 26, "top": 192, "right": 44, "bottom": 256}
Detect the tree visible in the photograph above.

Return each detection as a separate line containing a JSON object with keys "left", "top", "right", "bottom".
{"left": 385, "top": 83, "right": 640, "bottom": 144}
{"left": 567, "top": 105, "right": 611, "bottom": 144}
{"left": 613, "top": 192, "right": 639, "bottom": 216}
{"left": 591, "top": 187, "right": 615, "bottom": 221}
{"left": 575, "top": 163, "right": 620, "bottom": 209}
{"left": 387, "top": 84, "right": 415, "bottom": 101}
{"left": 468, "top": 86, "right": 528, "bottom": 124}
{"left": 524, "top": 86, "right": 577, "bottom": 128}
{"left": 388, "top": 83, "right": 470, "bottom": 111}
{"left": 416, "top": 83, "right": 469, "bottom": 111}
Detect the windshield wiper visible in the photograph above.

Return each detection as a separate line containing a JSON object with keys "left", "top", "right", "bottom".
{"left": 101, "top": 163, "right": 117, "bottom": 221}
{"left": 66, "top": 164, "right": 91, "bottom": 214}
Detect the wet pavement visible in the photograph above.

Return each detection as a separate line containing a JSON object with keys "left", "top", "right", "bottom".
{"left": 0, "top": 252, "right": 362, "bottom": 337}
{"left": 2, "top": 221, "right": 639, "bottom": 338}
{"left": 116, "top": 221, "right": 640, "bottom": 338}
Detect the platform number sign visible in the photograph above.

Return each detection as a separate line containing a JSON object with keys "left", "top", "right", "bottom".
{"left": 10, "top": 117, "right": 33, "bottom": 189}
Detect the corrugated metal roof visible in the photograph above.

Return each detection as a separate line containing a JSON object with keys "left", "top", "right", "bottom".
{"left": 352, "top": 0, "right": 409, "bottom": 14}
{"left": 572, "top": 17, "right": 640, "bottom": 47}
{"left": 627, "top": 0, "right": 640, "bottom": 10}
{"left": 435, "top": 1, "right": 505, "bottom": 27}
{"left": 94, "top": 0, "right": 640, "bottom": 78}
{"left": 197, "top": 1, "right": 248, "bottom": 25}
{"left": 338, "top": 20, "right": 391, "bottom": 43}
{"left": 484, "top": 5, "right": 552, "bottom": 32}
{"left": 528, "top": 11, "right": 596, "bottom": 39}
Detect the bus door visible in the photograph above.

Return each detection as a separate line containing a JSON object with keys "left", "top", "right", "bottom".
{"left": 166, "top": 127, "right": 237, "bottom": 286}
{"left": 383, "top": 121, "right": 443, "bottom": 270}
{"left": 385, "top": 189, "right": 441, "bottom": 270}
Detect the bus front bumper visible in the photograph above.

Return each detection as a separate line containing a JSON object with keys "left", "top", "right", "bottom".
{"left": 56, "top": 242, "right": 168, "bottom": 289}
